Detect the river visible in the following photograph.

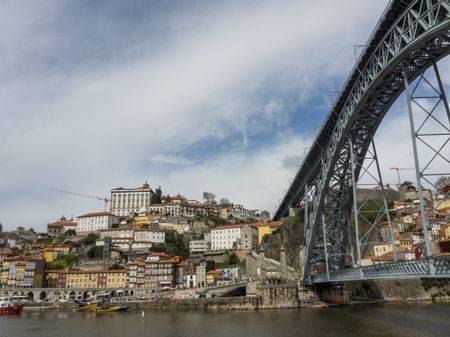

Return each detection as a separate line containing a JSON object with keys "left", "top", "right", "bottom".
{"left": 1, "top": 303, "right": 449, "bottom": 337}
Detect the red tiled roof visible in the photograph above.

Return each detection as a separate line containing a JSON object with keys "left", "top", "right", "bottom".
{"left": 212, "top": 224, "right": 245, "bottom": 230}
{"left": 78, "top": 211, "right": 114, "bottom": 218}
{"left": 48, "top": 219, "right": 77, "bottom": 228}
{"left": 99, "top": 227, "right": 133, "bottom": 232}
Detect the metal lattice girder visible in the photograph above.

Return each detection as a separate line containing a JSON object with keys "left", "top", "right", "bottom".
{"left": 348, "top": 140, "right": 397, "bottom": 267}
{"left": 312, "top": 256, "right": 450, "bottom": 283}
{"left": 403, "top": 62, "right": 450, "bottom": 257}
{"left": 273, "top": 0, "right": 450, "bottom": 284}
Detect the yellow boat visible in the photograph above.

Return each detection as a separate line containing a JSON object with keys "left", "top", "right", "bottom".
{"left": 90, "top": 306, "right": 130, "bottom": 313}
{"left": 73, "top": 304, "right": 97, "bottom": 312}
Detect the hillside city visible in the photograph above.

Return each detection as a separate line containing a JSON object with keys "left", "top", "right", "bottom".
{"left": 0, "top": 179, "right": 449, "bottom": 302}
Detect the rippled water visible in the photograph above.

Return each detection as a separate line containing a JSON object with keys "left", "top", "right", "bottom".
{"left": 1, "top": 303, "right": 449, "bottom": 337}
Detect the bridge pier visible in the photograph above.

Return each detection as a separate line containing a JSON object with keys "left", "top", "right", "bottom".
{"left": 314, "top": 278, "right": 450, "bottom": 304}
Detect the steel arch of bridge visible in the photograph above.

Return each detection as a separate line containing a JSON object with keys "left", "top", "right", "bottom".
{"left": 273, "top": 0, "right": 450, "bottom": 283}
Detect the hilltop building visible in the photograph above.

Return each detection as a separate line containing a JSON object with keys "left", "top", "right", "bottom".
{"left": 77, "top": 212, "right": 118, "bottom": 232}
{"left": 110, "top": 182, "right": 155, "bottom": 217}
{"left": 47, "top": 216, "right": 77, "bottom": 237}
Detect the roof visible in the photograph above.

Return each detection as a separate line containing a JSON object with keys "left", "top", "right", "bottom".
{"left": 48, "top": 219, "right": 77, "bottom": 228}
{"left": 0, "top": 248, "right": 14, "bottom": 255}
{"left": 59, "top": 269, "right": 128, "bottom": 274}
{"left": 149, "top": 252, "right": 170, "bottom": 258}
{"left": 78, "top": 212, "right": 114, "bottom": 218}
{"left": 99, "top": 227, "right": 133, "bottom": 232}
{"left": 134, "top": 228, "right": 164, "bottom": 232}
{"left": 212, "top": 224, "right": 243, "bottom": 230}
{"left": 436, "top": 200, "right": 450, "bottom": 211}
{"left": 252, "top": 221, "right": 282, "bottom": 228}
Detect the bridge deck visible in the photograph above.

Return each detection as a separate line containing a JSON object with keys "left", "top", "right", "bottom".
{"left": 312, "top": 257, "right": 450, "bottom": 284}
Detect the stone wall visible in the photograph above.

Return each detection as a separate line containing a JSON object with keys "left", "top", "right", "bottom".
{"left": 316, "top": 278, "right": 450, "bottom": 304}
{"left": 256, "top": 285, "right": 299, "bottom": 309}
{"left": 127, "top": 297, "right": 262, "bottom": 310}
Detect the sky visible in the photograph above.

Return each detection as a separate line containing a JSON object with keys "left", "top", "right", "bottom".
{"left": 1, "top": 0, "right": 449, "bottom": 231}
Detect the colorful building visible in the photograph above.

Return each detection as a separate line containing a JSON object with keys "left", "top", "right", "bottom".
{"left": 56, "top": 270, "right": 128, "bottom": 288}
{"left": 5, "top": 257, "right": 45, "bottom": 288}
{"left": 254, "top": 221, "right": 282, "bottom": 244}
{"left": 42, "top": 245, "right": 71, "bottom": 263}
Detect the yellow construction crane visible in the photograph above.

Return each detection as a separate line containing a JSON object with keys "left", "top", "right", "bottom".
{"left": 50, "top": 188, "right": 110, "bottom": 211}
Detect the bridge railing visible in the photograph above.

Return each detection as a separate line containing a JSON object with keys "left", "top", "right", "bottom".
{"left": 312, "top": 257, "right": 450, "bottom": 283}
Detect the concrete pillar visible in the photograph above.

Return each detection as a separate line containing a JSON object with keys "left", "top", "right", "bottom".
{"left": 298, "top": 245, "right": 304, "bottom": 284}
{"left": 280, "top": 244, "right": 287, "bottom": 281}
{"left": 257, "top": 247, "right": 265, "bottom": 281}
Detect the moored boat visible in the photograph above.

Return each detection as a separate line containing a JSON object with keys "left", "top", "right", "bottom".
{"left": 0, "top": 297, "right": 23, "bottom": 315}
{"left": 90, "top": 306, "right": 130, "bottom": 313}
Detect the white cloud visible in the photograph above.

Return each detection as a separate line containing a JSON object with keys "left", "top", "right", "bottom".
{"left": 0, "top": 0, "right": 391, "bottom": 230}
{"left": 151, "top": 154, "right": 196, "bottom": 166}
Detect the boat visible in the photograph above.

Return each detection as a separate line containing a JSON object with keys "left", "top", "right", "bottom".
{"left": 0, "top": 297, "right": 23, "bottom": 315}
{"left": 90, "top": 306, "right": 130, "bottom": 313}
{"left": 73, "top": 303, "right": 97, "bottom": 312}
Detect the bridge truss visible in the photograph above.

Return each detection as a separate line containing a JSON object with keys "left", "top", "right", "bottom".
{"left": 274, "top": 0, "right": 450, "bottom": 284}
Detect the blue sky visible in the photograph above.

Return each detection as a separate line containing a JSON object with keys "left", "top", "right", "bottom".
{"left": 2, "top": 0, "right": 449, "bottom": 231}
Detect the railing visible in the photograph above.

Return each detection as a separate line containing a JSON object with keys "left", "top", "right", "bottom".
{"left": 312, "top": 257, "right": 450, "bottom": 283}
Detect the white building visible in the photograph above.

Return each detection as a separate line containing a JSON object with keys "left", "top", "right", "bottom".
{"left": 148, "top": 202, "right": 212, "bottom": 218}
{"left": 189, "top": 240, "right": 209, "bottom": 255}
{"left": 110, "top": 182, "right": 155, "bottom": 217}
{"left": 133, "top": 228, "right": 165, "bottom": 244}
{"left": 210, "top": 224, "right": 258, "bottom": 251}
{"left": 77, "top": 212, "right": 118, "bottom": 232}
{"left": 96, "top": 227, "right": 165, "bottom": 251}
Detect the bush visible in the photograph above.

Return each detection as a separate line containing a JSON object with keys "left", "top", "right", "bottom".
{"left": 81, "top": 233, "right": 100, "bottom": 246}
{"left": 228, "top": 253, "right": 240, "bottom": 265}
{"left": 87, "top": 246, "right": 103, "bottom": 259}
{"left": 45, "top": 253, "right": 78, "bottom": 270}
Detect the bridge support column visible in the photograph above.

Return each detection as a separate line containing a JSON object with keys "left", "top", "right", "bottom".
{"left": 321, "top": 214, "right": 330, "bottom": 280}
{"left": 402, "top": 62, "right": 450, "bottom": 257}
{"left": 371, "top": 141, "right": 397, "bottom": 262}
{"left": 349, "top": 139, "right": 362, "bottom": 267}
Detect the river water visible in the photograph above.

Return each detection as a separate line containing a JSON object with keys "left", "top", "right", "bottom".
{"left": 1, "top": 303, "right": 449, "bottom": 337}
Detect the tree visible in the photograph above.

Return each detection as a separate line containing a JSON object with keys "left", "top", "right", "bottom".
{"left": 65, "top": 229, "right": 77, "bottom": 237}
{"left": 219, "top": 198, "right": 230, "bottom": 205}
{"left": 109, "top": 263, "right": 121, "bottom": 270}
{"left": 46, "top": 253, "right": 78, "bottom": 270}
{"left": 36, "top": 237, "right": 53, "bottom": 244}
{"left": 203, "top": 192, "right": 216, "bottom": 203}
{"left": 152, "top": 186, "right": 163, "bottom": 204}
{"left": 81, "top": 233, "right": 100, "bottom": 246}
{"left": 435, "top": 176, "right": 450, "bottom": 193}
{"left": 87, "top": 246, "right": 103, "bottom": 259}
{"left": 228, "top": 252, "right": 240, "bottom": 265}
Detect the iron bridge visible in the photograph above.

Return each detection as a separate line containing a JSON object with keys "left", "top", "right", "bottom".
{"left": 273, "top": 0, "right": 450, "bottom": 284}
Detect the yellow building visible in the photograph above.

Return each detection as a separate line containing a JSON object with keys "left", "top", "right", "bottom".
{"left": 373, "top": 243, "right": 394, "bottom": 257}
{"left": 43, "top": 245, "right": 71, "bottom": 263}
{"left": 44, "top": 270, "right": 61, "bottom": 288}
{"left": 105, "top": 270, "right": 128, "bottom": 288}
{"left": 65, "top": 271, "right": 99, "bottom": 289}
{"left": 254, "top": 221, "right": 282, "bottom": 244}
{"left": 133, "top": 215, "right": 155, "bottom": 228}
{"left": 439, "top": 224, "right": 450, "bottom": 240}
{"left": 0, "top": 260, "right": 11, "bottom": 286}
{"left": 399, "top": 236, "right": 414, "bottom": 250}
{"left": 59, "top": 270, "right": 128, "bottom": 288}
{"left": 206, "top": 270, "right": 222, "bottom": 286}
